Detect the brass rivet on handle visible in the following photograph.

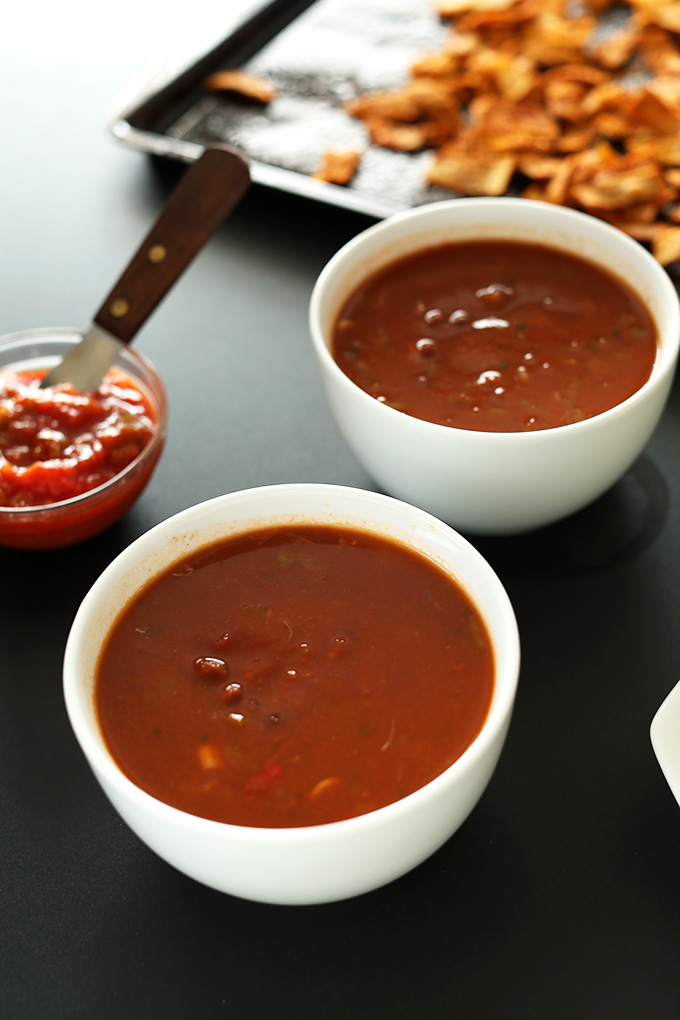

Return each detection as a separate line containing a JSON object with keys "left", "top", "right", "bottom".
{"left": 148, "top": 244, "right": 167, "bottom": 263}
{"left": 110, "top": 298, "right": 130, "bottom": 318}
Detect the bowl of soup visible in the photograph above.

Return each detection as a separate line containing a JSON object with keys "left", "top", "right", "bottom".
{"left": 0, "top": 327, "right": 166, "bottom": 549}
{"left": 63, "top": 483, "right": 520, "bottom": 904}
{"left": 309, "top": 198, "right": 680, "bottom": 534}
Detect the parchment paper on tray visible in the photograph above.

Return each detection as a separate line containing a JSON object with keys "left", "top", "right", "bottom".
{"left": 165, "top": 0, "right": 454, "bottom": 214}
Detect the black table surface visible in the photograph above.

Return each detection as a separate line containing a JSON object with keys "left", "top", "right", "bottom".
{"left": 3, "top": 4, "right": 680, "bottom": 1018}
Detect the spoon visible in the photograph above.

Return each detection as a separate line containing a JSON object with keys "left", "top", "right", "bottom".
{"left": 41, "top": 145, "right": 250, "bottom": 391}
{"left": 651, "top": 678, "right": 680, "bottom": 809}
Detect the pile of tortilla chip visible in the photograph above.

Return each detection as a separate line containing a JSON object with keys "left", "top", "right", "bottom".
{"left": 344, "top": 0, "right": 680, "bottom": 265}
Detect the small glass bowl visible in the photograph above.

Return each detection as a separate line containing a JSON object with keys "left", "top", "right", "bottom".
{"left": 0, "top": 328, "right": 167, "bottom": 550}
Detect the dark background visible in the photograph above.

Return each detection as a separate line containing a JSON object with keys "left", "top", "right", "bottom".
{"left": 2, "top": 3, "right": 680, "bottom": 1017}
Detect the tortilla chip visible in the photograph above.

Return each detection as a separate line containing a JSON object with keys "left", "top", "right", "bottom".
{"left": 590, "top": 27, "right": 640, "bottom": 69}
{"left": 581, "top": 0, "right": 618, "bottom": 11}
{"left": 427, "top": 150, "right": 516, "bottom": 194}
{"left": 312, "top": 151, "right": 362, "bottom": 185}
{"left": 335, "top": 0, "right": 680, "bottom": 264}
{"left": 521, "top": 12, "right": 597, "bottom": 65}
{"left": 520, "top": 182, "right": 556, "bottom": 201}
{"left": 443, "top": 30, "right": 481, "bottom": 56}
{"left": 570, "top": 159, "right": 673, "bottom": 210}
{"left": 543, "top": 63, "right": 610, "bottom": 85}
{"left": 454, "top": 0, "right": 540, "bottom": 30}
{"left": 412, "top": 51, "right": 462, "bottom": 77}
{"left": 556, "top": 124, "right": 598, "bottom": 152}
{"left": 347, "top": 79, "right": 460, "bottom": 151}
{"left": 202, "top": 69, "right": 277, "bottom": 104}
{"left": 364, "top": 117, "right": 444, "bottom": 151}
{"left": 346, "top": 91, "right": 423, "bottom": 122}
{"left": 637, "top": 25, "right": 680, "bottom": 73}
{"left": 607, "top": 200, "right": 662, "bottom": 223}
{"left": 633, "top": 0, "right": 680, "bottom": 34}
{"left": 475, "top": 100, "right": 561, "bottom": 152}
{"left": 595, "top": 215, "right": 660, "bottom": 242}
{"left": 543, "top": 79, "right": 589, "bottom": 121}
{"left": 628, "top": 88, "right": 680, "bottom": 133}
{"left": 627, "top": 133, "right": 680, "bottom": 164}
{"left": 652, "top": 223, "right": 680, "bottom": 263}
{"left": 580, "top": 81, "right": 630, "bottom": 116}
{"left": 544, "top": 157, "right": 579, "bottom": 204}
{"left": 436, "top": 0, "right": 518, "bottom": 14}
{"left": 466, "top": 49, "right": 537, "bottom": 100}
{"left": 517, "top": 153, "right": 564, "bottom": 178}
{"left": 593, "top": 110, "right": 638, "bottom": 138}
{"left": 569, "top": 142, "right": 620, "bottom": 178}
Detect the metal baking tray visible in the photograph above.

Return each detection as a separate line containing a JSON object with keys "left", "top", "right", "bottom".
{"left": 109, "top": 0, "right": 455, "bottom": 218}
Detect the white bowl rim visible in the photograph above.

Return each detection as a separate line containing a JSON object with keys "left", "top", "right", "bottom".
{"left": 63, "top": 482, "right": 521, "bottom": 845}
{"left": 309, "top": 196, "right": 680, "bottom": 442}
{"left": 650, "top": 676, "right": 680, "bottom": 801}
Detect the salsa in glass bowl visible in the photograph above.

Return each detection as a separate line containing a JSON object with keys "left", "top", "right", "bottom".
{"left": 0, "top": 328, "right": 166, "bottom": 549}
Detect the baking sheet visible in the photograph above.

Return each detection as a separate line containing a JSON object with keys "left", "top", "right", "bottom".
{"left": 110, "top": 0, "right": 643, "bottom": 222}
{"left": 110, "top": 0, "right": 458, "bottom": 218}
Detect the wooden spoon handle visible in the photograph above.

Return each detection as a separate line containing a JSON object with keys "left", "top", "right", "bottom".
{"left": 93, "top": 145, "right": 250, "bottom": 344}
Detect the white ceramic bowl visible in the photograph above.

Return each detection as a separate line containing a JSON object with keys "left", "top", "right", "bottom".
{"left": 63, "top": 483, "right": 520, "bottom": 905}
{"left": 651, "top": 679, "right": 680, "bottom": 810}
{"left": 309, "top": 198, "right": 680, "bottom": 535}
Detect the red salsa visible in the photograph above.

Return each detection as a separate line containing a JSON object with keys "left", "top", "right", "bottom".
{"left": 95, "top": 525, "right": 495, "bottom": 828}
{"left": 0, "top": 368, "right": 157, "bottom": 507}
{"left": 332, "top": 240, "right": 658, "bottom": 432}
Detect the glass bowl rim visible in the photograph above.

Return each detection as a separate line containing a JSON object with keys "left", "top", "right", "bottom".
{"left": 0, "top": 326, "right": 167, "bottom": 518}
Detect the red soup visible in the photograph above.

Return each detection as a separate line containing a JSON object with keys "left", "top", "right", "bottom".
{"left": 95, "top": 525, "right": 495, "bottom": 828}
{"left": 332, "top": 240, "right": 658, "bottom": 432}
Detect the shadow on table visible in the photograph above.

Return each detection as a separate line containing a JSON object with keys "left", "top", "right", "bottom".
{"left": 473, "top": 454, "right": 669, "bottom": 581}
